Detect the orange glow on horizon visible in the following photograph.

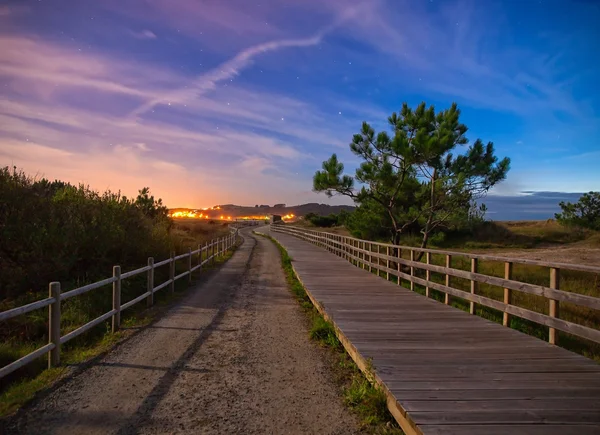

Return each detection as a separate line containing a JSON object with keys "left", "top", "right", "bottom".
{"left": 168, "top": 210, "right": 271, "bottom": 221}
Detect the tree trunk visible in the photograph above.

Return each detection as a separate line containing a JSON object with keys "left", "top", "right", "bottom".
{"left": 415, "top": 230, "right": 430, "bottom": 262}
{"left": 416, "top": 169, "right": 437, "bottom": 262}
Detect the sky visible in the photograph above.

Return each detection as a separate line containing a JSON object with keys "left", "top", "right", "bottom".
{"left": 1, "top": 0, "right": 599, "bottom": 219}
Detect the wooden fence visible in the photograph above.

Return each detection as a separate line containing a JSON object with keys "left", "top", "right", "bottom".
{"left": 271, "top": 225, "right": 600, "bottom": 348}
{"left": 0, "top": 223, "right": 253, "bottom": 379}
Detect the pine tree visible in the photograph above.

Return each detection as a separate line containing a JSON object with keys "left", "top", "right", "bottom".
{"left": 313, "top": 102, "right": 510, "bottom": 255}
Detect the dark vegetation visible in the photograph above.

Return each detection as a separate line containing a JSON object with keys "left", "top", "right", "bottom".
{"left": 303, "top": 211, "right": 348, "bottom": 228}
{"left": 1, "top": 166, "right": 171, "bottom": 302}
{"left": 0, "top": 166, "right": 233, "bottom": 414}
{"left": 262, "top": 233, "right": 402, "bottom": 434}
{"left": 555, "top": 191, "right": 600, "bottom": 231}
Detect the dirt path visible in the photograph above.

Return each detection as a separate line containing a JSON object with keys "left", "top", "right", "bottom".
{"left": 4, "top": 228, "right": 359, "bottom": 435}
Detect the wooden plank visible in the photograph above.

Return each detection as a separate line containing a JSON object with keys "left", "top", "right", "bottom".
{"left": 418, "top": 425, "right": 600, "bottom": 435}
{"left": 392, "top": 388, "right": 600, "bottom": 400}
{"left": 470, "top": 258, "right": 477, "bottom": 314}
{"left": 0, "top": 296, "right": 55, "bottom": 322}
{"left": 402, "top": 398, "right": 600, "bottom": 412}
{"left": 503, "top": 261, "right": 513, "bottom": 326}
{"left": 0, "top": 343, "right": 55, "bottom": 379}
{"left": 445, "top": 254, "right": 451, "bottom": 305}
{"left": 410, "top": 409, "right": 600, "bottom": 424}
{"left": 379, "top": 372, "right": 600, "bottom": 382}
{"left": 387, "top": 379, "right": 600, "bottom": 390}
{"left": 549, "top": 267, "right": 560, "bottom": 345}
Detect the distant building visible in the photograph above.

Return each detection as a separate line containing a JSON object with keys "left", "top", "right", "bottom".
{"left": 270, "top": 214, "right": 282, "bottom": 224}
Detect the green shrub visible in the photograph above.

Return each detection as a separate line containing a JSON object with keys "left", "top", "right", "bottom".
{"left": 304, "top": 212, "right": 341, "bottom": 228}
{"left": 0, "top": 167, "right": 172, "bottom": 302}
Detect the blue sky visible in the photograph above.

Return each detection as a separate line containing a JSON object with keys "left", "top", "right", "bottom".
{"left": 0, "top": 0, "right": 598, "bottom": 218}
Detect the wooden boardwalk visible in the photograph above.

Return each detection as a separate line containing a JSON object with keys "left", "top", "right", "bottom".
{"left": 266, "top": 228, "right": 600, "bottom": 435}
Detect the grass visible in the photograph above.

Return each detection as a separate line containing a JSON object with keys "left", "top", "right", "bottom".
{"left": 0, "top": 236, "right": 238, "bottom": 418}
{"left": 434, "top": 220, "right": 589, "bottom": 249}
{"left": 258, "top": 231, "right": 403, "bottom": 434}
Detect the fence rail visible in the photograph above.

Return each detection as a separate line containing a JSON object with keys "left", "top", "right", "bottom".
{"left": 0, "top": 222, "right": 256, "bottom": 380}
{"left": 271, "top": 225, "right": 600, "bottom": 347}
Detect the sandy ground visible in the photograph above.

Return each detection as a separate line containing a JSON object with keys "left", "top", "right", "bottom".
{"left": 473, "top": 246, "right": 600, "bottom": 267}
{"left": 4, "top": 228, "right": 359, "bottom": 435}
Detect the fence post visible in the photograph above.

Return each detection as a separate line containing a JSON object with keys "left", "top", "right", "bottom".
{"left": 369, "top": 243, "right": 372, "bottom": 273}
{"left": 503, "top": 261, "right": 513, "bottom": 326}
{"left": 112, "top": 265, "right": 121, "bottom": 333}
{"left": 470, "top": 258, "right": 478, "bottom": 314}
{"left": 169, "top": 252, "right": 175, "bottom": 293}
{"left": 397, "top": 248, "right": 402, "bottom": 286}
{"left": 410, "top": 250, "right": 415, "bottom": 291}
{"left": 212, "top": 239, "right": 216, "bottom": 265}
{"left": 359, "top": 241, "right": 363, "bottom": 269}
{"left": 386, "top": 246, "right": 390, "bottom": 281}
{"left": 188, "top": 247, "right": 193, "bottom": 284}
{"left": 549, "top": 267, "right": 560, "bottom": 345}
{"left": 147, "top": 257, "right": 154, "bottom": 307}
{"left": 345, "top": 237, "right": 349, "bottom": 261}
{"left": 445, "top": 255, "right": 452, "bottom": 305}
{"left": 425, "top": 252, "right": 431, "bottom": 297}
{"left": 48, "top": 282, "right": 61, "bottom": 368}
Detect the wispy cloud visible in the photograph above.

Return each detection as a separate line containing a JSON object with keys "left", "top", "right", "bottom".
{"left": 0, "top": 34, "right": 361, "bottom": 206}
{"left": 130, "top": 29, "right": 157, "bottom": 40}
{"left": 330, "top": 0, "right": 596, "bottom": 126}
{"left": 0, "top": 5, "right": 30, "bottom": 17}
{"left": 129, "top": 33, "right": 323, "bottom": 117}
{"left": 129, "top": 1, "right": 364, "bottom": 118}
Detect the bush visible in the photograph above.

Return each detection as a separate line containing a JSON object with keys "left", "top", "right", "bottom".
{"left": 555, "top": 191, "right": 600, "bottom": 231}
{"left": 0, "top": 166, "right": 173, "bottom": 302}
{"left": 304, "top": 212, "right": 341, "bottom": 228}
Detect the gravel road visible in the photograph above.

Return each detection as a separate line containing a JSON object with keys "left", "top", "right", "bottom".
{"left": 4, "top": 227, "right": 360, "bottom": 435}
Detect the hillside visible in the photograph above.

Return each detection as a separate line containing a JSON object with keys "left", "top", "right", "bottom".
{"left": 169, "top": 203, "right": 354, "bottom": 219}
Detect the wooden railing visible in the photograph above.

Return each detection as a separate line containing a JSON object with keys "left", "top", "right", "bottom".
{"left": 0, "top": 223, "right": 255, "bottom": 379}
{"left": 271, "top": 225, "right": 600, "bottom": 347}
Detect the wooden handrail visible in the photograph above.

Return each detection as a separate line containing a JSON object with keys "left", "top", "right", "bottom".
{"left": 271, "top": 225, "right": 600, "bottom": 348}
{"left": 275, "top": 226, "right": 600, "bottom": 273}
{"left": 0, "top": 222, "right": 260, "bottom": 380}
